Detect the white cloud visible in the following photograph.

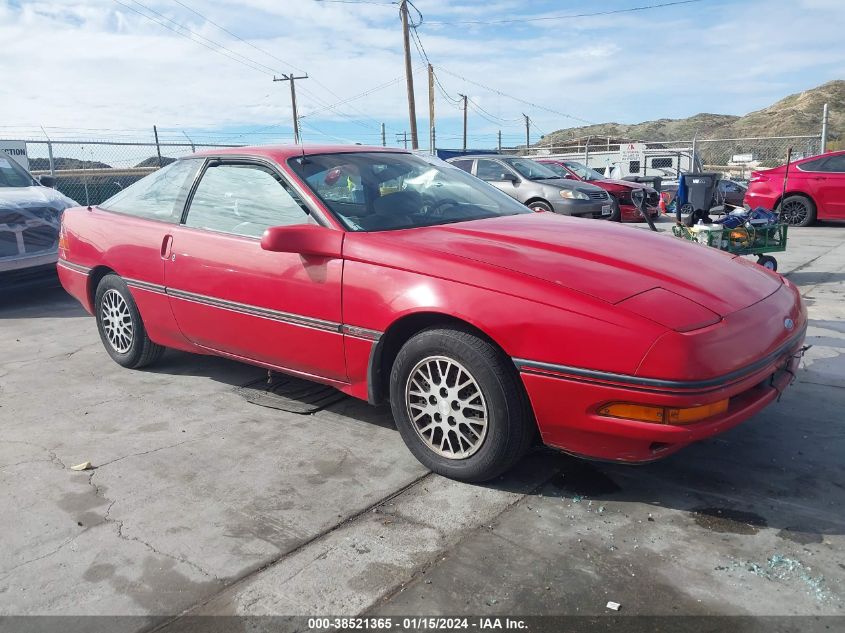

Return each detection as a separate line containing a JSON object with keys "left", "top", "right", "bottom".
{"left": 0, "top": 0, "right": 842, "bottom": 146}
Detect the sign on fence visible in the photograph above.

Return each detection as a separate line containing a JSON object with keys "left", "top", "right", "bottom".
{"left": 0, "top": 140, "right": 29, "bottom": 170}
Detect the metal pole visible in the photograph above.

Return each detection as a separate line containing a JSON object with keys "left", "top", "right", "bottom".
{"left": 381, "top": 123, "right": 386, "bottom": 147}
{"left": 47, "top": 141, "right": 55, "bottom": 176}
{"left": 182, "top": 131, "right": 195, "bottom": 153}
{"left": 691, "top": 136, "right": 697, "bottom": 172}
{"left": 153, "top": 126, "right": 163, "bottom": 168}
{"left": 400, "top": 0, "right": 419, "bottom": 149}
{"left": 498, "top": 130, "right": 502, "bottom": 152}
{"left": 428, "top": 63, "right": 435, "bottom": 155}
{"left": 821, "top": 103, "right": 829, "bottom": 153}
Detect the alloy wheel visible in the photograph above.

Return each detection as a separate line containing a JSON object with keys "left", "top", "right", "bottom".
{"left": 405, "top": 356, "right": 488, "bottom": 460}
{"left": 100, "top": 289, "right": 134, "bottom": 353}
{"left": 781, "top": 199, "right": 808, "bottom": 225}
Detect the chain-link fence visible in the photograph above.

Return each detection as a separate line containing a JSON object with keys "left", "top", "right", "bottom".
{"left": 522, "top": 135, "right": 822, "bottom": 183}
{"left": 9, "top": 139, "right": 242, "bottom": 206}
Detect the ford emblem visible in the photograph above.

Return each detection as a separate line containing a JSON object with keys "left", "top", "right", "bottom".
{"left": 784, "top": 318, "right": 795, "bottom": 331}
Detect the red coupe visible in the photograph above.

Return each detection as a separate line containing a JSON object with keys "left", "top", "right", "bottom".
{"left": 57, "top": 146, "right": 806, "bottom": 482}
{"left": 537, "top": 158, "right": 661, "bottom": 222}
{"left": 744, "top": 150, "right": 845, "bottom": 226}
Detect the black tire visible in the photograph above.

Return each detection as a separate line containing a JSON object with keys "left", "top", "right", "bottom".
{"left": 605, "top": 196, "right": 622, "bottom": 222}
{"left": 527, "top": 200, "right": 553, "bottom": 213}
{"left": 757, "top": 255, "right": 778, "bottom": 271}
{"left": 94, "top": 274, "right": 165, "bottom": 369}
{"left": 389, "top": 327, "right": 535, "bottom": 482}
{"left": 779, "top": 195, "right": 816, "bottom": 227}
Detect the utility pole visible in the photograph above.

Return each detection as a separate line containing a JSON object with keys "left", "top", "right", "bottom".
{"left": 821, "top": 103, "right": 829, "bottom": 153}
{"left": 273, "top": 73, "right": 309, "bottom": 144}
{"left": 428, "top": 63, "right": 435, "bottom": 155}
{"left": 497, "top": 130, "right": 502, "bottom": 152}
{"left": 400, "top": 0, "right": 419, "bottom": 149}
{"left": 381, "top": 123, "right": 386, "bottom": 147}
{"left": 523, "top": 114, "right": 530, "bottom": 154}
{"left": 397, "top": 132, "right": 409, "bottom": 149}
{"left": 458, "top": 94, "right": 468, "bottom": 152}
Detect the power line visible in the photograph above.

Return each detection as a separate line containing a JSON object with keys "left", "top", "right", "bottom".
{"left": 436, "top": 66, "right": 594, "bottom": 125}
{"left": 424, "top": 0, "right": 707, "bottom": 26}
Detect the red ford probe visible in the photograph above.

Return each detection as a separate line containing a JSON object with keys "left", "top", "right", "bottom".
{"left": 57, "top": 145, "right": 806, "bottom": 482}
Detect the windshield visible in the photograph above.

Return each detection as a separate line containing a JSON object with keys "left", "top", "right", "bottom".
{"left": 288, "top": 152, "right": 531, "bottom": 232}
{"left": 563, "top": 161, "right": 606, "bottom": 182}
{"left": 0, "top": 153, "right": 35, "bottom": 188}
{"left": 504, "top": 158, "right": 560, "bottom": 180}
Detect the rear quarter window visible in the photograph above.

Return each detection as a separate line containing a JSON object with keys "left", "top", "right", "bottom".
{"left": 100, "top": 159, "right": 201, "bottom": 222}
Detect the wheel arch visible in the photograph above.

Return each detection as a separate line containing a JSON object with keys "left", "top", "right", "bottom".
{"left": 773, "top": 190, "right": 816, "bottom": 210}
{"left": 367, "top": 311, "right": 508, "bottom": 405}
{"left": 523, "top": 197, "right": 551, "bottom": 211}
{"left": 87, "top": 265, "right": 117, "bottom": 311}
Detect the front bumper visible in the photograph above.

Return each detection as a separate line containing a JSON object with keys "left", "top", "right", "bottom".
{"left": 518, "top": 338, "right": 804, "bottom": 462}
{"left": 619, "top": 203, "right": 659, "bottom": 222}
{"left": 551, "top": 198, "right": 614, "bottom": 219}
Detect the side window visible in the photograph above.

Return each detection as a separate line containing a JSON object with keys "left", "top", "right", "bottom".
{"left": 476, "top": 159, "right": 509, "bottom": 181}
{"left": 651, "top": 157, "right": 672, "bottom": 169}
{"left": 629, "top": 161, "right": 641, "bottom": 174}
{"left": 450, "top": 159, "right": 473, "bottom": 173}
{"left": 821, "top": 155, "right": 845, "bottom": 172}
{"left": 798, "top": 157, "right": 828, "bottom": 172}
{"left": 185, "top": 164, "right": 311, "bottom": 238}
{"left": 100, "top": 159, "right": 201, "bottom": 221}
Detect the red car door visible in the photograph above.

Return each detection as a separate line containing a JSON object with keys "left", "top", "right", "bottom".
{"left": 813, "top": 154, "right": 845, "bottom": 219}
{"left": 165, "top": 159, "right": 347, "bottom": 382}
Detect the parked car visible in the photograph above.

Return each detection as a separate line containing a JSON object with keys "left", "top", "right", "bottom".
{"left": 1, "top": 151, "right": 78, "bottom": 288}
{"left": 58, "top": 145, "right": 806, "bottom": 482}
{"left": 447, "top": 155, "right": 616, "bottom": 219}
{"left": 744, "top": 150, "right": 845, "bottom": 226}
{"left": 536, "top": 158, "right": 660, "bottom": 222}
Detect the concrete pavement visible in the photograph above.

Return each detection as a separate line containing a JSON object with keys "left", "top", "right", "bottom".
{"left": 1, "top": 224, "right": 844, "bottom": 628}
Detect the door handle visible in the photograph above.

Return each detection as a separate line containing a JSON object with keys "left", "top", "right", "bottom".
{"left": 161, "top": 234, "right": 173, "bottom": 260}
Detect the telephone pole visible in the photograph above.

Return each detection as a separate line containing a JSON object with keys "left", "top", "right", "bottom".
{"left": 428, "top": 63, "right": 435, "bottom": 155}
{"left": 498, "top": 130, "right": 502, "bottom": 152}
{"left": 381, "top": 123, "right": 387, "bottom": 147}
{"left": 523, "top": 113, "right": 530, "bottom": 153}
{"left": 273, "top": 73, "right": 309, "bottom": 144}
{"left": 459, "top": 94, "right": 468, "bottom": 152}
{"left": 400, "top": 0, "right": 419, "bottom": 149}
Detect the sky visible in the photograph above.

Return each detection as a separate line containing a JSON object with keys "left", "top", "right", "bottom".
{"left": 1, "top": 0, "right": 844, "bottom": 151}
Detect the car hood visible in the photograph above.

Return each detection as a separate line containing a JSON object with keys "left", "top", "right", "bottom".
{"left": 377, "top": 213, "right": 781, "bottom": 317}
{"left": 531, "top": 178, "right": 603, "bottom": 193}
{"left": 0, "top": 186, "right": 78, "bottom": 212}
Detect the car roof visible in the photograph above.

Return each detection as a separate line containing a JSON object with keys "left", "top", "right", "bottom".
{"left": 446, "top": 154, "right": 522, "bottom": 161}
{"left": 189, "top": 144, "right": 411, "bottom": 162}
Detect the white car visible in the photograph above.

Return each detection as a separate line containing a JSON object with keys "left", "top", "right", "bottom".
{"left": 0, "top": 151, "right": 78, "bottom": 286}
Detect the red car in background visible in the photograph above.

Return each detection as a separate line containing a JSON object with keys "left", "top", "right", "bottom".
{"left": 744, "top": 150, "right": 845, "bottom": 226}
{"left": 57, "top": 145, "right": 805, "bottom": 482}
{"left": 537, "top": 158, "right": 661, "bottom": 222}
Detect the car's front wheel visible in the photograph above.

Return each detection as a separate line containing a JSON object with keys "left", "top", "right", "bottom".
{"left": 95, "top": 274, "right": 165, "bottom": 369}
{"left": 527, "top": 200, "right": 553, "bottom": 213}
{"left": 389, "top": 327, "right": 535, "bottom": 482}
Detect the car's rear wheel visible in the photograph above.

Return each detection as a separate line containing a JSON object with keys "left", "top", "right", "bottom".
{"left": 779, "top": 195, "right": 816, "bottom": 227}
{"left": 95, "top": 274, "right": 164, "bottom": 369}
{"left": 527, "top": 200, "right": 553, "bottom": 213}
{"left": 389, "top": 327, "right": 535, "bottom": 482}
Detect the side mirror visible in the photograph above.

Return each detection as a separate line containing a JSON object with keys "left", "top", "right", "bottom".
{"left": 39, "top": 174, "right": 56, "bottom": 188}
{"left": 260, "top": 224, "right": 342, "bottom": 258}
{"left": 500, "top": 172, "right": 518, "bottom": 183}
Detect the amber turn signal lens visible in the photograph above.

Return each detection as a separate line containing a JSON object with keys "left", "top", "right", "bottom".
{"left": 598, "top": 399, "right": 729, "bottom": 425}
{"left": 666, "top": 399, "right": 729, "bottom": 424}
{"left": 597, "top": 403, "right": 666, "bottom": 424}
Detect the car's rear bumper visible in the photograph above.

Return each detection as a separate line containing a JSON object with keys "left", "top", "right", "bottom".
{"left": 516, "top": 326, "right": 806, "bottom": 463}
{"left": 744, "top": 190, "right": 778, "bottom": 210}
